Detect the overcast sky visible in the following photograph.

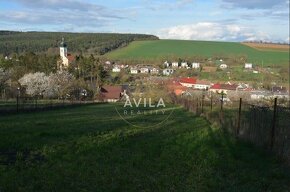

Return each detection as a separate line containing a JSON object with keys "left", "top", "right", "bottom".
{"left": 0, "top": 0, "right": 289, "bottom": 42}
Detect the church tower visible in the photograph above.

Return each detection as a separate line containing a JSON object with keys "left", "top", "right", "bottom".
{"left": 59, "top": 37, "right": 69, "bottom": 69}
{"left": 60, "top": 37, "right": 67, "bottom": 58}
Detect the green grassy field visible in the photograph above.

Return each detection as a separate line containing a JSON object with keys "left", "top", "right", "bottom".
{"left": 106, "top": 40, "right": 289, "bottom": 65}
{"left": 0, "top": 104, "right": 289, "bottom": 191}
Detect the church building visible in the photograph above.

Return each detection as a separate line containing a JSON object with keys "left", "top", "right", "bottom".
{"left": 59, "top": 38, "right": 75, "bottom": 69}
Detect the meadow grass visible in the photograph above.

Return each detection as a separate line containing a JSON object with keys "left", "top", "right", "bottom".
{"left": 0, "top": 104, "right": 289, "bottom": 191}
{"left": 106, "top": 40, "right": 289, "bottom": 66}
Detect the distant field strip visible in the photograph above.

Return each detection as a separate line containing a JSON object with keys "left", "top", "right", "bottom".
{"left": 242, "top": 42, "right": 290, "bottom": 52}
{"left": 106, "top": 40, "right": 289, "bottom": 65}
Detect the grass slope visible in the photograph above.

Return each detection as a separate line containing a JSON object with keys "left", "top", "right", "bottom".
{"left": 106, "top": 40, "right": 289, "bottom": 65}
{"left": 0, "top": 104, "right": 289, "bottom": 191}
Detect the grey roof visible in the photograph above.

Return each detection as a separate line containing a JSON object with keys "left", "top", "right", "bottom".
{"left": 60, "top": 38, "right": 67, "bottom": 47}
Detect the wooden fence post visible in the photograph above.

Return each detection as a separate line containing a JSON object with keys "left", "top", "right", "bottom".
{"left": 210, "top": 95, "right": 213, "bottom": 112}
{"left": 201, "top": 96, "right": 204, "bottom": 114}
{"left": 196, "top": 98, "right": 199, "bottom": 115}
{"left": 220, "top": 93, "right": 224, "bottom": 112}
{"left": 237, "top": 98, "right": 242, "bottom": 136}
{"left": 270, "top": 98, "right": 277, "bottom": 150}
{"left": 16, "top": 95, "right": 19, "bottom": 113}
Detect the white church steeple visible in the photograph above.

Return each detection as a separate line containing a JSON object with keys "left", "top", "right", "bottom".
{"left": 60, "top": 37, "right": 67, "bottom": 58}
{"left": 59, "top": 37, "right": 69, "bottom": 69}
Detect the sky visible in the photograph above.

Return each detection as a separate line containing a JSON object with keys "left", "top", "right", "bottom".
{"left": 0, "top": 0, "right": 289, "bottom": 42}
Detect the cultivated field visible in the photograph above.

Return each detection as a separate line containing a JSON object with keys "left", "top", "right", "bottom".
{"left": 242, "top": 42, "right": 290, "bottom": 52}
{"left": 1, "top": 104, "right": 290, "bottom": 191}
{"left": 106, "top": 40, "right": 289, "bottom": 66}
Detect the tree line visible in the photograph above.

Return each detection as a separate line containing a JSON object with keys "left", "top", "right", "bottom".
{"left": 0, "top": 53, "right": 110, "bottom": 100}
{"left": 0, "top": 31, "right": 159, "bottom": 55}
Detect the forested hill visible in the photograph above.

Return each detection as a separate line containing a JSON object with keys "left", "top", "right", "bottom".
{"left": 0, "top": 31, "right": 159, "bottom": 55}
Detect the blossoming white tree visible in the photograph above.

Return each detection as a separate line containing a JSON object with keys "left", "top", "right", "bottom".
{"left": 19, "top": 72, "right": 49, "bottom": 96}
{"left": 47, "top": 71, "right": 74, "bottom": 99}
{"left": 0, "top": 67, "right": 10, "bottom": 84}
{"left": 19, "top": 71, "right": 76, "bottom": 98}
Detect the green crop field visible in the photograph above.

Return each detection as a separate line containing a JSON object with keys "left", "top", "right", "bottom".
{"left": 0, "top": 104, "right": 290, "bottom": 191}
{"left": 106, "top": 40, "right": 289, "bottom": 65}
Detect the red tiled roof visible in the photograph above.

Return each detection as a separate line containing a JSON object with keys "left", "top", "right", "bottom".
{"left": 221, "top": 84, "right": 238, "bottom": 90}
{"left": 179, "top": 77, "right": 197, "bottom": 84}
{"left": 101, "top": 85, "right": 122, "bottom": 100}
{"left": 195, "top": 79, "right": 211, "bottom": 85}
{"left": 211, "top": 83, "right": 238, "bottom": 90}
{"left": 67, "top": 54, "right": 75, "bottom": 62}
{"left": 211, "top": 83, "right": 221, "bottom": 89}
{"left": 166, "top": 80, "right": 187, "bottom": 94}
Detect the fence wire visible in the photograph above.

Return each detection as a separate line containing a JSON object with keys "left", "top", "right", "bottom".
{"left": 175, "top": 95, "right": 290, "bottom": 164}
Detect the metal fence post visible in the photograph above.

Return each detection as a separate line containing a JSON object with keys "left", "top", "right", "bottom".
{"left": 237, "top": 98, "right": 242, "bottom": 136}
{"left": 270, "top": 98, "right": 277, "bottom": 150}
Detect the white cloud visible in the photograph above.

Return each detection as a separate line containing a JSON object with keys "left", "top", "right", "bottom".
{"left": 222, "top": 0, "right": 286, "bottom": 9}
{"left": 142, "top": 0, "right": 194, "bottom": 11}
{"left": 156, "top": 22, "right": 272, "bottom": 42}
{"left": 0, "top": 0, "right": 129, "bottom": 31}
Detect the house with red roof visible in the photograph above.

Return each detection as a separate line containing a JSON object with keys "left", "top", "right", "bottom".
{"left": 193, "top": 80, "right": 211, "bottom": 90}
{"left": 210, "top": 83, "right": 238, "bottom": 94}
{"left": 100, "top": 85, "right": 126, "bottom": 102}
{"left": 179, "top": 77, "right": 197, "bottom": 88}
{"left": 166, "top": 80, "right": 187, "bottom": 96}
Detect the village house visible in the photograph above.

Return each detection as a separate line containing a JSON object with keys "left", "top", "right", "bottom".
{"left": 150, "top": 67, "right": 159, "bottom": 75}
{"left": 202, "top": 66, "right": 217, "bottom": 72}
{"left": 272, "top": 86, "right": 289, "bottom": 99}
{"left": 100, "top": 85, "right": 126, "bottom": 102}
{"left": 272, "top": 86, "right": 287, "bottom": 94}
{"left": 245, "top": 63, "right": 253, "bottom": 69}
{"left": 236, "top": 83, "right": 252, "bottom": 91}
{"left": 193, "top": 80, "right": 211, "bottom": 90}
{"left": 179, "top": 77, "right": 197, "bottom": 88}
{"left": 250, "top": 91, "right": 273, "bottom": 100}
{"left": 105, "top": 61, "right": 111, "bottom": 65}
{"left": 140, "top": 67, "right": 150, "bottom": 74}
{"left": 115, "top": 64, "right": 127, "bottom": 69}
{"left": 163, "top": 69, "right": 174, "bottom": 76}
{"left": 112, "top": 66, "right": 121, "bottom": 73}
{"left": 172, "top": 62, "right": 179, "bottom": 68}
{"left": 191, "top": 62, "right": 200, "bottom": 69}
{"left": 210, "top": 83, "right": 238, "bottom": 94}
{"left": 219, "top": 64, "right": 228, "bottom": 69}
{"left": 166, "top": 80, "right": 187, "bottom": 96}
{"left": 130, "top": 67, "right": 139, "bottom": 74}
{"left": 181, "top": 62, "right": 188, "bottom": 68}
{"left": 163, "top": 61, "right": 170, "bottom": 68}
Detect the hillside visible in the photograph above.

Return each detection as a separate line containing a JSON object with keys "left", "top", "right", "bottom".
{"left": 0, "top": 31, "right": 158, "bottom": 55}
{"left": 106, "top": 40, "right": 289, "bottom": 65}
{"left": 0, "top": 104, "right": 290, "bottom": 191}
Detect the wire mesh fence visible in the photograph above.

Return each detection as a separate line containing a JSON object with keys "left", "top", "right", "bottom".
{"left": 0, "top": 97, "right": 95, "bottom": 115}
{"left": 174, "top": 94, "right": 290, "bottom": 164}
